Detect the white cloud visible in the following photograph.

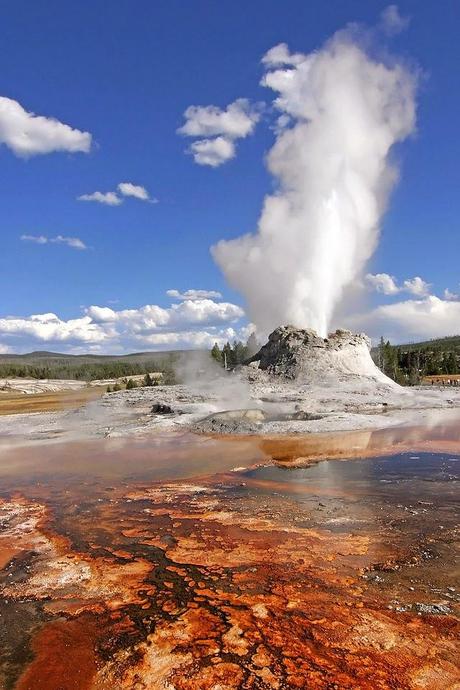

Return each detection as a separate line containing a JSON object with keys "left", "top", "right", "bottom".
{"left": 380, "top": 5, "right": 410, "bottom": 35}
{"left": 0, "top": 297, "right": 246, "bottom": 353}
{"left": 188, "top": 137, "right": 235, "bottom": 167}
{"left": 117, "top": 182, "right": 155, "bottom": 202}
{"left": 78, "top": 191, "right": 122, "bottom": 206}
{"left": 366, "top": 273, "right": 431, "bottom": 297}
{"left": 167, "top": 289, "right": 223, "bottom": 300}
{"left": 178, "top": 98, "right": 259, "bottom": 139}
{"left": 169, "top": 299, "right": 243, "bottom": 326}
{"left": 20, "top": 234, "right": 87, "bottom": 250}
{"left": 20, "top": 234, "right": 48, "bottom": 245}
{"left": 444, "top": 288, "right": 459, "bottom": 301}
{"left": 402, "top": 276, "right": 431, "bottom": 296}
{"left": 85, "top": 306, "right": 118, "bottom": 323}
{"left": 0, "top": 343, "right": 11, "bottom": 354}
{"left": 0, "top": 313, "right": 107, "bottom": 344}
{"left": 261, "top": 43, "right": 305, "bottom": 67}
{"left": 365, "top": 273, "right": 400, "bottom": 295}
{"left": 132, "top": 328, "right": 240, "bottom": 349}
{"left": 347, "top": 295, "right": 460, "bottom": 343}
{"left": 0, "top": 96, "right": 91, "bottom": 157}
{"left": 178, "top": 98, "right": 260, "bottom": 167}
{"left": 78, "top": 183, "right": 156, "bottom": 206}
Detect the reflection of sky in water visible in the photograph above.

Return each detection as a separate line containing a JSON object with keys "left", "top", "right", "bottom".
{"left": 0, "top": 434, "right": 266, "bottom": 485}
{"left": 244, "top": 453, "right": 460, "bottom": 505}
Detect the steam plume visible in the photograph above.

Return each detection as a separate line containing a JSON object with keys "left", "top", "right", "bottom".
{"left": 212, "top": 28, "right": 417, "bottom": 336}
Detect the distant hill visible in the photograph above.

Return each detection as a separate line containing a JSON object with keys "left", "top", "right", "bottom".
{"left": 371, "top": 335, "right": 460, "bottom": 383}
{"left": 394, "top": 335, "right": 460, "bottom": 352}
{"left": 0, "top": 349, "right": 206, "bottom": 383}
{"left": 0, "top": 349, "right": 200, "bottom": 364}
{"left": 371, "top": 335, "right": 460, "bottom": 355}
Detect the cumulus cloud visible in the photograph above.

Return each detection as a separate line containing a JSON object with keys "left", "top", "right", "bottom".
{"left": 178, "top": 98, "right": 260, "bottom": 167}
{"left": 402, "top": 276, "right": 431, "bottom": 296}
{"left": 0, "top": 313, "right": 107, "bottom": 345}
{"left": 261, "top": 42, "right": 305, "bottom": 67}
{"left": 169, "top": 299, "right": 243, "bottom": 326}
{"left": 365, "top": 273, "right": 400, "bottom": 295}
{"left": 78, "top": 191, "right": 122, "bottom": 206}
{"left": 178, "top": 98, "right": 259, "bottom": 139}
{"left": 347, "top": 296, "right": 460, "bottom": 343}
{"left": 20, "top": 234, "right": 87, "bottom": 250}
{"left": 131, "top": 328, "right": 240, "bottom": 349}
{"left": 366, "top": 273, "right": 431, "bottom": 297}
{"left": 167, "top": 289, "right": 223, "bottom": 300}
{"left": 117, "top": 182, "right": 155, "bottom": 202}
{"left": 380, "top": 5, "right": 410, "bottom": 35}
{"left": 0, "top": 297, "right": 245, "bottom": 353}
{"left": 189, "top": 137, "right": 235, "bottom": 167}
{"left": 78, "top": 183, "right": 155, "bottom": 206}
{"left": 85, "top": 306, "right": 118, "bottom": 323}
{"left": 444, "top": 288, "right": 459, "bottom": 301}
{"left": 0, "top": 96, "right": 91, "bottom": 157}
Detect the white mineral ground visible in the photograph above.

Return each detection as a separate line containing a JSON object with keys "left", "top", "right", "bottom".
{"left": 1, "top": 327, "right": 460, "bottom": 448}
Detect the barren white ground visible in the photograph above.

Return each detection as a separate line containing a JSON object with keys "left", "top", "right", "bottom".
{"left": 1, "top": 371, "right": 460, "bottom": 448}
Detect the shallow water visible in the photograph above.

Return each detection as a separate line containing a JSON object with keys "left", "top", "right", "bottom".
{"left": 244, "top": 452, "right": 460, "bottom": 501}
{"left": 0, "top": 416, "right": 459, "bottom": 689}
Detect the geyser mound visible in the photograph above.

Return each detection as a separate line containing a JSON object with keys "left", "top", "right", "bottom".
{"left": 245, "top": 325, "right": 398, "bottom": 387}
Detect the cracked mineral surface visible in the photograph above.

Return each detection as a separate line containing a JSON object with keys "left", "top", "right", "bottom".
{"left": 0, "top": 416, "right": 459, "bottom": 689}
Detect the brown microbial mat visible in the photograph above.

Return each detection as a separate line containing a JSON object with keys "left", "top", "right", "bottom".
{"left": 0, "top": 387, "right": 105, "bottom": 416}
{"left": 0, "top": 418, "right": 459, "bottom": 689}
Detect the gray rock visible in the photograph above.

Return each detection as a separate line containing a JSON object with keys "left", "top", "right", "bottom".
{"left": 242, "top": 325, "right": 392, "bottom": 386}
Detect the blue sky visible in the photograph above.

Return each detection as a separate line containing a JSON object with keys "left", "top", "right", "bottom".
{"left": 0, "top": 1, "right": 459, "bottom": 352}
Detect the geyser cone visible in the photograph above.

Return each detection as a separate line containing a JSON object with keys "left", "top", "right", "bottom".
{"left": 246, "top": 325, "right": 398, "bottom": 386}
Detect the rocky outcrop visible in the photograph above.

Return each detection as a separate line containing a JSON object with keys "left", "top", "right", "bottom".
{"left": 244, "top": 325, "right": 397, "bottom": 386}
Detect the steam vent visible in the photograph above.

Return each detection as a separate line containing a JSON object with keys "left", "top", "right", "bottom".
{"left": 246, "top": 325, "right": 396, "bottom": 385}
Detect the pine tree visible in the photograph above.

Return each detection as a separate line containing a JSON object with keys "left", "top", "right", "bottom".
{"left": 210, "top": 343, "right": 222, "bottom": 365}
{"left": 378, "top": 336, "right": 385, "bottom": 373}
{"left": 143, "top": 373, "right": 154, "bottom": 387}
{"left": 446, "top": 352, "right": 458, "bottom": 374}
{"left": 233, "top": 340, "right": 247, "bottom": 365}
{"left": 222, "top": 342, "right": 232, "bottom": 370}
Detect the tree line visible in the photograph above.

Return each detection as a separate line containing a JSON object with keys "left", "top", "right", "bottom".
{"left": 0, "top": 359, "right": 177, "bottom": 383}
{"left": 375, "top": 337, "right": 459, "bottom": 384}
{"left": 210, "top": 333, "right": 260, "bottom": 369}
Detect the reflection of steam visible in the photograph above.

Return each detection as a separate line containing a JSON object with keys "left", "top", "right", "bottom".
{"left": 260, "top": 410, "right": 460, "bottom": 465}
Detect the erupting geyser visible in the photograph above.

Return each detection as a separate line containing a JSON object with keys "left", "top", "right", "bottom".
{"left": 212, "top": 27, "right": 417, "bottom": 336}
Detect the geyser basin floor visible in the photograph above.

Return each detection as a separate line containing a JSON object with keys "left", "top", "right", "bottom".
{"left": 0, "top": 421, "right": 459, "bottom": 689}
{"left": 2, "top": 381, "right": 460, "bottom": 447}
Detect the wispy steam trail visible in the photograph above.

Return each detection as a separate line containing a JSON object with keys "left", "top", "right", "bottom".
{"left": 212, "top": 27, "right": 417, "bottom": 336}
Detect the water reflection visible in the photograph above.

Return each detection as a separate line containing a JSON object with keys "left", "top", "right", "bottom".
{"left": 259, "top": 408, "right": 460, "bottom": 465}
{"left": 243, "top": 452, "right": 460, "bottom": 504}
{"left": 0, "top": 433, "right": 266, "bottom": 485}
